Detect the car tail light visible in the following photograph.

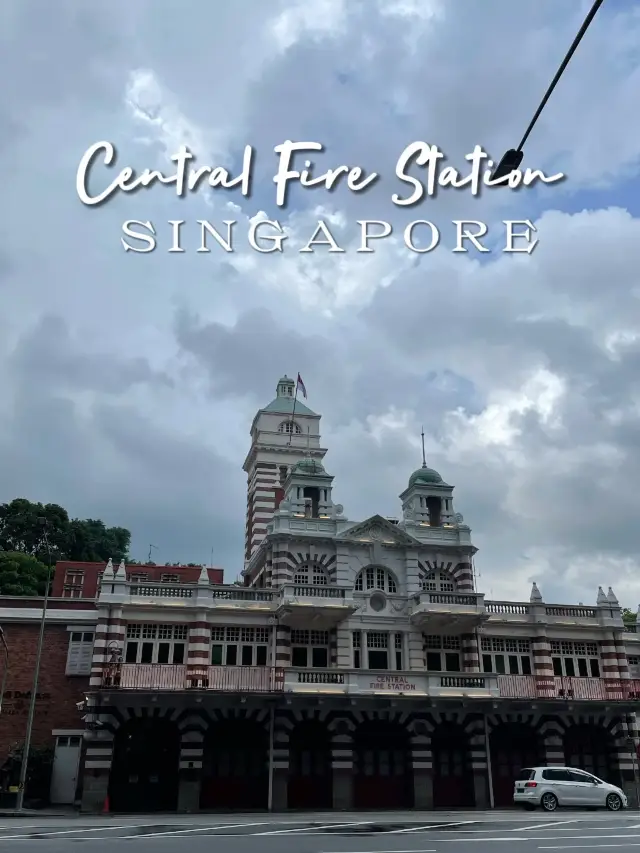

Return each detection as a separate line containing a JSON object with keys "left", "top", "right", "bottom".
{"left": 525, "top": 781, "right": 537, "bottom": 788}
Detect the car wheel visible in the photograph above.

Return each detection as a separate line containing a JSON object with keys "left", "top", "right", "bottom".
{"left": 606, "top": 793, "right": 622, "bottom": 811}
{"left": 541, "top": 792, "right": 558, "bottom": 812}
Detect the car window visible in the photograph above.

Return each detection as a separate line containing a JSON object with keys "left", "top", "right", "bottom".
{"left": 516, "top": 768, "right": 534, "bottom": 781}
{"left": 567, "top": 770, "right": 595, "bottom": 783}
{"left": 542, "top": 769, "right": 571, "bottom": 781}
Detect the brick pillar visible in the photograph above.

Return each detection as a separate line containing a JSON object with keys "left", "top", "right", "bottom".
{"left": 469, "top": 717, "right": 490, "bottom": 808}
{"left": 178, "top": 730, "right": 204, "bottom": 812}
{"left": 411, "top": 722, "right": 433, "bottom": 808}
{"left": 461, "top": 633, "right": 480, "bottom": 672}
{"left": 539, "top": 721, "right": 564, "bottom": 766}
{"left": 275, "top": 625, "right": 291, "bottom": 666}
{"left": 330, "top": 719, "right": 354, "bottom": 809}
{"left": 186, "top": 618, "right": 210, "bottom": 686}
{"left": 80, "top": 733, "right": 113, "bottom": 812}
{"left": 272, "top": 713, "right": 288, "bottom": 809}
{"left": 455, "top": 561, "right": 474, "bottom": 593}
{"left": 532, "top": 633, "right": 554, "bottom": 696}
{"left": 91, "top": 607, "right": 126, "bottom": 688}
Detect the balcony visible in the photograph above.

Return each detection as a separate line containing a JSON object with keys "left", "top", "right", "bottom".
{"left": 409, "top": 590, "right": 488, "bottom": 632}
{"left": 276, "top": 583, "right": 357, "bottom": 627}
{"left": 126, "top": 582, "right": 276, "bottom": 611}
{"left": 497, "top": 675, "right": 640, "bottom": 702}
{"left": 101, "top": 664, "right": 284, "bottom": 693}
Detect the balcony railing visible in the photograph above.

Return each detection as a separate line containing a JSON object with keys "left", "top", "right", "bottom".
{"left": 497, "top": 675, "right": 640, "bottom": 701}
{"left": 99, "top": 665, "right": 640, "bottom": 703}
{"left": 101, "top": 664, "right": 284, "bottom": 692}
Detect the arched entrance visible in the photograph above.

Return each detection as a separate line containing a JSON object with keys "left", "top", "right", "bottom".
{"left": 431, "top": 722, "right": 475, "bottom": 808}
{"left": 108, "top": 717, "right": 180, "bottom": 812}
{"left": 490, "top": 722, "right": 541, "bottom": 807}
{"left": 200, "top": 718, "right": 268, "bottom": 810}
{"left": 353, "top": 720, "right": 413, "bottom": 809}
{"left": 287, "top": 720, "right": 332, "bottom": 809}
{"left": 564, "top": 724, "right": 620, "bottom": 786}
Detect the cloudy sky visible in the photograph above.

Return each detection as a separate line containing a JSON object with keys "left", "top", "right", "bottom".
{"left": 1, "top": 0, "right": 639, "bottom": 606}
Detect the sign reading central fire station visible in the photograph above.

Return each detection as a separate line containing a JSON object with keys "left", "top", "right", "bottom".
{"left": 368, "top": 674, "right": 417, "bottom": 691}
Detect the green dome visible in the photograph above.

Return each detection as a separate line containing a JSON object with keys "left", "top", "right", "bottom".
{"left": 409, "top": 465, "right": 443, "bottom": 486}
{"left": 294, "top": 458, "right": 326, "bottom": 476}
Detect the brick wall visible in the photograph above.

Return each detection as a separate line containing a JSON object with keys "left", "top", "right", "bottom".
{"left": 0, "top": 623, "right": 88, "bottom": 764}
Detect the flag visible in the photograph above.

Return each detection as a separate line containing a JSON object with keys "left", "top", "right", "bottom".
{"left": 296, "top": 373, "right": 307, "bottom": 399}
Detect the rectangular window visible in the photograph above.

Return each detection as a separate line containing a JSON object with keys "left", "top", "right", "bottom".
{"left": 66, "top": 631, "right": 95, "bottom": 675}
{"left": 210, "top": 626, "right": 271, "bottom": 667}
{"left": 353, "top": 631, "right": 361, "bottom": 669}
{"left": 290, "top": 629, "right": 329, "bottom": 668}
{"left": 125, "top": 623, "right": 188, "bottom": 664}
{"left": 130, "top": 572, "right": 149, "bottom": 584}
{"left": 480, "top": 637, "right": 532, "bottom": 675}
{"left": 62, "top": 571, "right": 84, "bottom": 599}
{"left": 160, "top": 573, "right": 180, "bottom": 583}
{"left": 549, "top": 639, "right": 600, "bottom": 677}
{"left": 424, "top": 635, "right": 461, "bottom": 672}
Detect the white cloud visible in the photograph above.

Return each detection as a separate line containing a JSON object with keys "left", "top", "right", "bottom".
{"left": 0, "top": 0, "right": 639, "bottom": 608}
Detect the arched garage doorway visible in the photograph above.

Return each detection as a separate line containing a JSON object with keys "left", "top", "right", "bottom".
{"left": 431, "top": 721, "right": 475, "bottom": 808}
{"left": 200, "top": 718, "right": 268, "bottom": 810}
{"left": 490, "top": 722, "right": 542, "bottom": 807}
{"left": 353, "top": 720, "right": 413, "bottom": 809}
{"left": 287, "top": 720, "right": 332, "bottom": 809}
{"left": 564, "top": 724, "right": 621, "bottom": 787}
{"left": 109, "top": 717, "right": 180, "bottom": 812}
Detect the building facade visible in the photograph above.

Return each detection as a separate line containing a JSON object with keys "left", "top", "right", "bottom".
{"left": 3, "top": 376, "right": 640, "bottom": 812}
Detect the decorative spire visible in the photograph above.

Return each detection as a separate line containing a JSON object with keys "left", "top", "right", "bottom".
{"left": 597, "top": 586, "right": 608, "bottom": 605}
{"left": 607, "top": 586, "right": 619, "bottom": 606}
{"left": 530, "top": 582, "right": 542, "bottom": 603}
{"left": 103, "top": 557, "right": 114, "bottom": 577}
{"left": 420, "top": 426, "right": 427, "bottom": 468}
{"left": 115, "top": 560, "right": 126, "bottom": 580}
{"left": 198, "top": 565, "right": 210, "bottom": 585}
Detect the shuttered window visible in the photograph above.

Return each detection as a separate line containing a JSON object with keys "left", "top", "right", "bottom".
{"left": 66, "top": 631, "right": 94, "bottom": 675}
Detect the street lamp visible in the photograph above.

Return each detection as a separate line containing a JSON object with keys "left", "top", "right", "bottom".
{"left": 15, "top": 518, "right": 53, "bottom": 811}
{"left": 493, "top": 0, "right": 605, "bottom": 182}
{"left": 0, "top": 627, "right": 9, "bottom": 714}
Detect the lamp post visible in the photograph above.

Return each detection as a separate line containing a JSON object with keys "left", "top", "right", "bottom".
{"left": 493, "top": 0, "right": 605, "bottom": 182}
{"left": 15, "top": 519, "right": 53, "bottom": 811}
{"left": 0, "top": 627, "right": 9, "bottom": 714}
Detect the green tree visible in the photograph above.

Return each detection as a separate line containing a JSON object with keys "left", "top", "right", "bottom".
{"left": 0, "top": 552, "right": 49, "bottom": 596}
{"left": 622, "top": 608, "right": 636, "bottom": 626}
{"left": 0, "top": 498, "right": 131, "bottom": 567}
{"left": 0, "top": 499, "right": 69, "bottom": 561}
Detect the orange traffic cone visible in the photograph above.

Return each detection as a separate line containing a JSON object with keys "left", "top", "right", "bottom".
{"left": 102, "top": 794, "right": 110, "bottom": 814}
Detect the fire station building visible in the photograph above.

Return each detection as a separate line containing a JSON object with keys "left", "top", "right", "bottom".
{"left": 2, "top": 375, "right": 640, "bottom": 812}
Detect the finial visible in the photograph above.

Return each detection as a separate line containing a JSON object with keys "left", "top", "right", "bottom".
{"left": 597, "top": 586, "right": 608, "bottom": 605}
{"left": 530, "top": 582, "right": 542, "bottom": 603}
{"left": 421, "top": 426, "right": 426, "bottom": 468}
{"left": 607, "top": 586, "right": 619, "bottom": 606}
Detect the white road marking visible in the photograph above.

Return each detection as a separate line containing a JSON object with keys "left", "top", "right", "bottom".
{"left": 0, "top": 824, "right": 161, "bottom": 840}
{"left": 255, "top": 821, "right": 375, "bottom": 835}
{"left": 120, "top": 822, "right": 271, "bottom": 839}
{"left": 539, "top": 845, "right": 640, "bottom": 850}
{"left": 518, "top": 821, "right": 581, "bottom": 831}
{"left": 387, "top": 821, "right": 476, "bottom": 834}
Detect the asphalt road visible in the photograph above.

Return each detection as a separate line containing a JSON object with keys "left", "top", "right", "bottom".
{"left": 2, "top": 811, "right": 640, "bottom": 853}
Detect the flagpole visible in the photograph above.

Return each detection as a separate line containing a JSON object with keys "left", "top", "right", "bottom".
{"left": 288, "top": 380, "right": 299, "bottom": 447}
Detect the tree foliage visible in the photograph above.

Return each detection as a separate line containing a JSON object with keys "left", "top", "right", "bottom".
{"left": 0, "top": 552, "right": 50, "bottom": 596}
{"left": 622, "top": 607, "right": 636, "bottom": 625}
{"left": 0, "top": 498, "right": 131, "bottom": 592}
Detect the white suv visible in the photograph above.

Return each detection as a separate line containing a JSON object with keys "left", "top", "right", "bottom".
{"left": 513, "top": 766, "right": 627, "bottom": 812}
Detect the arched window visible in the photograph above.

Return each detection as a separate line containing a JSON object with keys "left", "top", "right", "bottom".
{"left": 419, "top": 568, "right": 456, "bottom": 592}
{"left": 293, "top": 563, "right": 329, "bottom": 586}
{"left": 278, "top": 421, "right": 301, "bottom": 435}
{"left": 354, "top": 567, "right": 398, "bottom": 594}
